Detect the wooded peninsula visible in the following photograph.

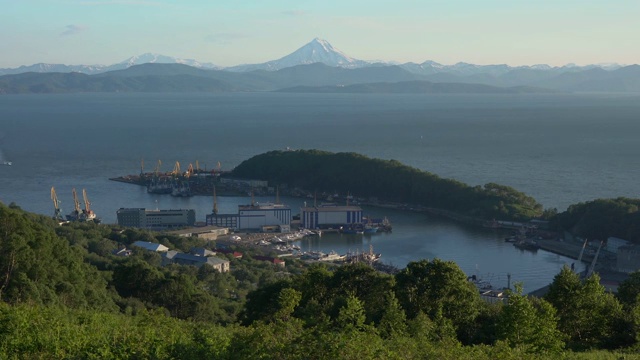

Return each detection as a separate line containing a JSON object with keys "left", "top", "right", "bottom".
{"left": 232, "top": 150, "right": 640, "bottom": 242}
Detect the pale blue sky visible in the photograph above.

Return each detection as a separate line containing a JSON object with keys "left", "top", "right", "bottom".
{"left": 1, "top": 0, "right": 638, "bottom": 67}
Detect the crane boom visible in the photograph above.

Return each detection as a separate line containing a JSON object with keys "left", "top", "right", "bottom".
{"left": 172, "top": 161, "right": 181, "bottom": 176}
{"left": 155, "top": 160, "right": 162, "bottom": 177}
{"left": 82, "top": 188, "right": 91, "bottom": 212}
{"left": 586, "top": 241, "right": 604, "bottom": 278}
{"left": 51, "top": 187, "right": 63, "bottom": 220}
{"left": 186, "top": 163, "right": 194, "bottom": 179}
{"left": 72, "top": 188, "right": 81, "bottom": 214}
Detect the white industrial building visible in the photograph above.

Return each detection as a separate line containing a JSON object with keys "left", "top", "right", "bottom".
{"left": 206, "top": 202, "right": 291, "bottom": 231}
{"left": 301, "top": 205, "right": 363, "bottom": 229}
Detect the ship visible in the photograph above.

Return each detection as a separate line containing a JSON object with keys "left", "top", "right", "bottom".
{"left": 147, "top": 176, "right": 173, "bottom": 194}
{"left": 2, "top": 161, "right": 11, "bottom": 166}
{"left": 346, "top": 245, "right": 381, "bottom": 264}
{"left": 364, "top": 223, "right": 379, "bottom": 234}
{"left": 342, "top": 224, "right": 364, "bottom": 234}
{"left": 65, "top": 188, "right": 101, "bottom": 223}
{"left": 171, "top": 181, "right": 192, "bottom": 197}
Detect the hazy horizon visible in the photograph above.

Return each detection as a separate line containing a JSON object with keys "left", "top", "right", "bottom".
{"left": 1, "top": 1, "right": 638, "bottom": 68}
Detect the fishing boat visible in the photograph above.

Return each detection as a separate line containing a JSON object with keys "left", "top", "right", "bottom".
{"left": 364, "top": 224, "right": 379, "bottom": 234}
{"left": 513, "top": 239, "right": 539, "bottom": 251}
{"left": 342, "top": 225, "right": 364, "bottom": 235}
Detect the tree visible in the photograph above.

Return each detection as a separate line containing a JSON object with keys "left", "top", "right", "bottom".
{"left": 377, "top": 291, "right": 407, "bottom": 339}
{"left": 497, "top": 284, "right": 564, "bottom": 353}
{"left": 394, "top": 259, "right": 481, "bottom": 330}
{"left": 545, "top": 267, "right": 625, "bottom": 349}
{"left": 617, "top": 270, "right": 640, "bottom": 308}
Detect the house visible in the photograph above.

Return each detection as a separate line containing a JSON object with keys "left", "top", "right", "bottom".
{"left": 131, "top": 241, "right": 169, "bottom": 252}
{"left": 190, "top": 247, "right": 216, "bottom": 257}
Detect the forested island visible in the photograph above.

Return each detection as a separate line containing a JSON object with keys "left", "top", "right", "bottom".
{"left": 2, "top": 203, "right": 640, "bottom": 358}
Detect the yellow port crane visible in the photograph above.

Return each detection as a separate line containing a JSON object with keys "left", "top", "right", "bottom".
{"left": 186, "top": 163, "right": 194, "bottom": 179}
{"left": 81, "top": 189, "right": 98, "bottom": 222}
{"left": 140, "top": 158, "right": 144, "bottom": 176}
{"left": 154, "top": 160, "right": 162, "bottom": 177}
{"left": 172, "top": 161, "right": 181, "bottom": 177}
{"left": 71, "top": 188, "right": 81, "bottom": 219}
{"left": 82, "top": 189, "right": 92, "bottom": 214}
{"left": 50, "top": 187, "right": 64, "bottom": 221}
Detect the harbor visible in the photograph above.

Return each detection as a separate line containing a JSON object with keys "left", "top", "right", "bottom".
{"left": 106, "top": 169, "right": 608, "bottom": 293}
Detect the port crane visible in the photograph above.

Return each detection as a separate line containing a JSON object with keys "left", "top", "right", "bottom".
{"left": 172, "top": 161, "right": 181, "bottom": 177}
{"left": 67, "top": 188, "right": 82, "bottom": 221}
{"left": 154, "top": 160, "right": 162, "bottom": 177}
{"left": 50, "top": 187, "right": 64, "bottom": 221}
{"left": 186, "top": 163, "right": 194, "bottom": 178}
{"left": 81, "top": 189, "right": 97, "bottom": 222}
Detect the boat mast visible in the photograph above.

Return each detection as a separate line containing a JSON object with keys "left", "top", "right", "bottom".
{"left": 213, "top": 186, "right": 218, "bottom": 215}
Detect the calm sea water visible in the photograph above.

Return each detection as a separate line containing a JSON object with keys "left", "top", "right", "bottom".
{"left": 2, "top": 92, "right": 639, "bottom": 291}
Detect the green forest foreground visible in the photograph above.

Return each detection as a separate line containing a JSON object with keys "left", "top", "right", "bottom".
{"left": 3, "top": 204, "right": 640, "bottom": 359}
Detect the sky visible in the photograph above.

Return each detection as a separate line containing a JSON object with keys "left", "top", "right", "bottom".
{"left": 1, "top": 0, "right": 638, "bottom": 68}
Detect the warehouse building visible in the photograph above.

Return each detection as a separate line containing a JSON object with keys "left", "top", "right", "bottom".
{"left": 300, "top": 204, "right": 363, "bottom": 229}
{"left": 117, "top": 208, "right": 196, "bottom": 229}
{"left": 206, "top": 202, "right": 291, "bottom": 231}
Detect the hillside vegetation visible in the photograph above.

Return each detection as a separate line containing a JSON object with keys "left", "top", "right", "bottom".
{"left": 3, "top": 203, "right": 640, "bottom": 358}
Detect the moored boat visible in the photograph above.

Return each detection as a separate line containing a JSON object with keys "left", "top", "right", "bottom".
{"left": 513, "top": 239, "right": 539, "bottom": 251}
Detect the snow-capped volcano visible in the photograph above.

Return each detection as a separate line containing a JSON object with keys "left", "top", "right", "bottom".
{"left": 226, "top": 38, "right": 370, "bottom": 72}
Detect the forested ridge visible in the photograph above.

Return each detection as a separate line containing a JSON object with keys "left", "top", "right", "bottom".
{"left": 2, "top": 203, "right": 640, "bottom": 358}
{"left": 231, "top": 150, "right": 544, "bottom": 221}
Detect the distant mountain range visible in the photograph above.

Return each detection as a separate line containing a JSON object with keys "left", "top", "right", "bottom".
{"left": 0, "top": 38, "right": 639, "bottom": 94}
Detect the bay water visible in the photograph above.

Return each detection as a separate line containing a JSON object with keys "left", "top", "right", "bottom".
{"left": 2, "top": 92, "right": 639, "bottom": 291}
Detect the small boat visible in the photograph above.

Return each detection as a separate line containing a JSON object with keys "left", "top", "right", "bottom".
{"left": 2, "top": 161, "right": 11, "bottom": 166}
{"left": 513, "top": 239, "right": 539, "bottom": 251}
{"left": 364, "top": 224, "right": 379, "bottom": 234}
{"left": 318, "top": 251, "right": 346, "bottom": 262}
{"left": 342, "top": 225, "right": 364, "bottom": 235}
